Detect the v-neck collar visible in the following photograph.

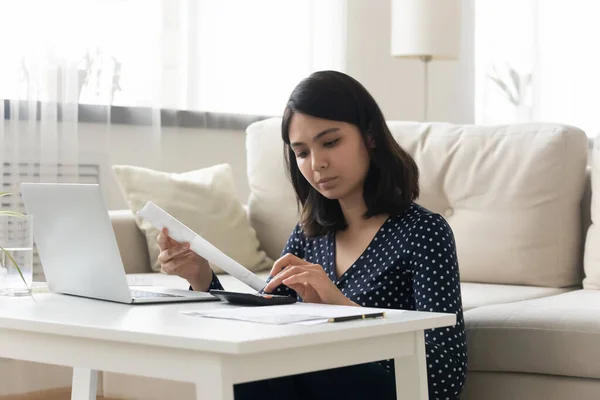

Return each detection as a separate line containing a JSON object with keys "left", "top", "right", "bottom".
{"left": 328, "top": 217, "right": 392, "bottom": 285}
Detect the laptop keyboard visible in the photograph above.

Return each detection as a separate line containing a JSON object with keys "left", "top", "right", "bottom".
{"left": 131, "top": 289, "right": 184, "bottom": 299}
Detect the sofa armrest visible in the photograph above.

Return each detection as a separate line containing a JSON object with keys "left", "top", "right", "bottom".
{"left": 109, "top": 209, "right": 152, "bottom": 274}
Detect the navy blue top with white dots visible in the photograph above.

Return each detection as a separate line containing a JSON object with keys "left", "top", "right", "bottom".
{"left": 210, "top": 203, "right": 467, "bottom": 399}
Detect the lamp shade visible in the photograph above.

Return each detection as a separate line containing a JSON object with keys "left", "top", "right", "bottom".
{"left": 391, "top": 0, "right": 462, "bottom": 59}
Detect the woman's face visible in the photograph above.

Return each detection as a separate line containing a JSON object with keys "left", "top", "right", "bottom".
{"left": 287, "top": 113, "right": 371, "bottom": 201}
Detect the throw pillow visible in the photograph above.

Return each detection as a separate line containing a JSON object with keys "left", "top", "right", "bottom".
{"left": 112, "top": 163, "right": 272, "bottom": 275}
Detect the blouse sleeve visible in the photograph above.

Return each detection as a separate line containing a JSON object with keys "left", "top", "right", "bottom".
{"left": 188, "top": 270, "right": 224, "bottom": 292}
{"left": 264, "top": 223, "right": 306, "bottom": 298}
{"left": 409, "top": 214, "right": 468, "bottom": 399}
{"left": 207, "top": 270, "right": 224, "bottom": 290}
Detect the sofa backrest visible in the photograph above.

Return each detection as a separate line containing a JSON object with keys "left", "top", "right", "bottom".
{"left": 584, "top": 136, "right": 600, "bottom": 289}
{"left": 246, "top": 118, "right": 589, "bottom": 288}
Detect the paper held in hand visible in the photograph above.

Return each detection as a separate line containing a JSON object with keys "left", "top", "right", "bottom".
{"left": 137, "top": 201, "right": 267, "bottom": 292}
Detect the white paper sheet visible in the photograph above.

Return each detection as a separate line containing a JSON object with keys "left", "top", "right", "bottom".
{"left": 182, "top": 303, "right": 399, "bottom": 325}
{"left": 137, "top": 201, "right": 267, "bottom": 291}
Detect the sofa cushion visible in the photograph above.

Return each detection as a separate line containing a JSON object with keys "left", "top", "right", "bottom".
{"left": 460, "top": 282, "right": 575, "bottom": 311}
{"left": 246, "top": 118, "right": 300, "bottom": 261}
{"left": 462, "top": 371, "right": 600, "bottom": 400}
{"left": 465, "top": 289, "right": 600, "bottom": 379}
{"left": 246, "top": 118, "right": 588, "bottom": 287}
{"left": 584, "top": 134, "right": 600, "bottom": 289}
{"left": 109, "top": 209, "right": 151, "bottom": 274}
{"left": 112, "top": 163, "right": 272, "bottom": 274}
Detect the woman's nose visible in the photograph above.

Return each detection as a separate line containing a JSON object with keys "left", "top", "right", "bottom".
{"left": 311, "top": 151, "right": 328, "bottom": 171}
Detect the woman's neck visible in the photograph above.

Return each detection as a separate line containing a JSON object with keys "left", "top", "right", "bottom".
{"left": 338, "top": 192, "right": 386, "bottom": 232}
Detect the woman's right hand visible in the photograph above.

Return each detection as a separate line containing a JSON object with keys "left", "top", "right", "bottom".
{"left": 157, "top": 228, "right": 213, "bottom": 292}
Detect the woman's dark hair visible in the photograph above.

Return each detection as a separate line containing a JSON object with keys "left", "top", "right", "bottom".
{"left": 282, "top": 70, "right": 419, "bottom": 238}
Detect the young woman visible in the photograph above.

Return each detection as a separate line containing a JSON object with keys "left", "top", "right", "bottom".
{"left": 158, "top": 70, "right": 467, "bottom": 400}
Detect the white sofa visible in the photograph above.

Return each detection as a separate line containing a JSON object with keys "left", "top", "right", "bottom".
{"left": 3, "top": 118, "right": 598, "bottom": 400}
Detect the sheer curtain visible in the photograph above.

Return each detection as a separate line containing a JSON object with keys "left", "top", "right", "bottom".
{"left": 0, "top": 0, "right": 347, "bottom": 210}
{"left": 161, "top": 0, "right": 347, "bottom": 115}
{"left": 0, "top": 0, "right": 164, "bottom": 192}
{"left": 474, "top": 0, "right": 536, "bottom": 125}
{"left": 536, "top": 0, "right": 600, "bottom": 137}
{"left": 0, "top": 0, "right": 164, "bottom": 280}
{"left": 475, "top": 0, "right": 600, "bottom": 137}
{"left": 0, "top": 0, "right": 347, "bottom": 204}
{"left": 0, "top": 0, "right": 346, "bottom": 114}
{"left": 0, "top": 0, "right": 347, "bottom": 281}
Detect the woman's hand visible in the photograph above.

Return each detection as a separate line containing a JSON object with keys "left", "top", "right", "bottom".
{"left": 263, "top": 253, "right": 357, "bottom": 306}
{"left": 157, "top": 228, "right": 213, "bottom": 292}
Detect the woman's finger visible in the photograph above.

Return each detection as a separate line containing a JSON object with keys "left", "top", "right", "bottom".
{"left": 283, "top": 281, "right": 306, "bottom": 299}
{"left": 263, "top": 265, "right": 309, "bottom": 293}
{"left": 282, "top": 271, "right": 312, "bottom": 287}
{"left": 282, "top": 272, "right": 326, "bottom": 303}
{"left": 162, "top": 251, "right": 191, "bottom": 274}
{"left": 161, "top": 228, "right": 183, "bottom": 248}
{"left": 157, "top": 250, "right": 170, "bottom": 265}
{"left": 263, "top": 265, "right": 303, "bottom": 292}
{"left": 172, "top": 254, "right": 193, "bottom": 271}
{"left": 157, "top": 229, "right": 169, "bottom": 251}
{"left": 168, "top": 242, "right": 190, "bottom": 259}
{"left": 284, "top": 281, "right": 321, "bottom": 303}
{"left": 182, "top": 249, "right": 195, "bottom": 258}
{"left": 161, "top": 259, "right": 176, "bottom": 274}
{"left": 301, "top": 282, "right": 321, "bottom": 303}
{"left": 269, "top": 253, "right": 310, "bottom": 278}
{"left": 157, "top": 242, "right": 190, "bottom": 264}
{"left": 275, "top": 263, "right": 323, "bottom": 281}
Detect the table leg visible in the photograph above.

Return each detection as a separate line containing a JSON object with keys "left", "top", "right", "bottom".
{"left": 394, "top": 331, "right": 428, "bottom": 400}
{"left": 195, "top": 369, "right": 234, "bottom": 400}
{"left": 71, "top": 368, "right": 98, "bottom": 400}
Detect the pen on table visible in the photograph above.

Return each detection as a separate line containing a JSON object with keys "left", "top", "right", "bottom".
{"left": 328, "top": 312, "right": 386, "bottom": 323}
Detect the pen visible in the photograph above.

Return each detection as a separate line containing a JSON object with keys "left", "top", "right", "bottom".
{"left": 328, "top": 312, "right": 386, "bottom": 323}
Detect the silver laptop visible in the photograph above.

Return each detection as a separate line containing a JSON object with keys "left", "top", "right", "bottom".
{"left": 20, "top": 183, "right": 218, "bottom": 304}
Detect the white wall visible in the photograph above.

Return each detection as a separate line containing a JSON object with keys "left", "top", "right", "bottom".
{"left": 345, "top": 0, "right": 475, "bottom": 123}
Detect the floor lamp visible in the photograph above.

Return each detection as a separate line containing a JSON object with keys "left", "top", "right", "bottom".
{"left": 391, "top": 0, "right": 462, "bottom": 122}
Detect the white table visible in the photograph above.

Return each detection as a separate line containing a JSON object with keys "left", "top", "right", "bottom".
{"left": 0, "top": 293, "right": 455, "bottom": 400}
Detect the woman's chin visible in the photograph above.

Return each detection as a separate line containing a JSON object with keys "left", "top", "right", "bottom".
{"left": 317, "top": 187, "right": 344, "bottom": 200}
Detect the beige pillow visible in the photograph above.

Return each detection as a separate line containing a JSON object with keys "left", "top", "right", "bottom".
{"left": 112, "top": 163, "right": 272, "bottom": 274}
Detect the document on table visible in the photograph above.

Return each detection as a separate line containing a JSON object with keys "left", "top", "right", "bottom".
{"left": 182, "top": 303, "right": 401, "bottom": 325}
{"left": 137, "top": 201, "right": 267, "bottom": 292}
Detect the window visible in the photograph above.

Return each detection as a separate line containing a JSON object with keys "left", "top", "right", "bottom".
{"left": 0, "top": 0, "right": 346, "bottom": 116}
{"left": 475, "top": 0, "right": 600, "bottom": 137}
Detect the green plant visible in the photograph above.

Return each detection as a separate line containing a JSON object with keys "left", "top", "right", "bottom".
{"left": 0, "top": 192, "right": 32, "bottom": 296}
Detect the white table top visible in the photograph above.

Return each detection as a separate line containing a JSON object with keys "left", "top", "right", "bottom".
{"left": 0, "top": 293, "right": 455, "bottom": 355}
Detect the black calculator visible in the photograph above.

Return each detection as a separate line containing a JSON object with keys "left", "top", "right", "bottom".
{"left": 209, "top": 290, "right": 297, "bottom": 306}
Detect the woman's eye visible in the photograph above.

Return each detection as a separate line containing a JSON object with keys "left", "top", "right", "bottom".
{"left": 323, "top": 139, "right": 339, "bottom": 147}
{"left": 296, "top": 151, "right": 309, "bottom": 158}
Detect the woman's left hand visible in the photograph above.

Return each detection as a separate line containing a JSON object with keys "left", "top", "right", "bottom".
{"left": 262, "top": 253, "right": 356, "bottom": 306}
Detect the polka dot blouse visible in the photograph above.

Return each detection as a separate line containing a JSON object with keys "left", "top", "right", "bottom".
{"left": 210, "top": 203, "right": 467, "bottom": 399}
